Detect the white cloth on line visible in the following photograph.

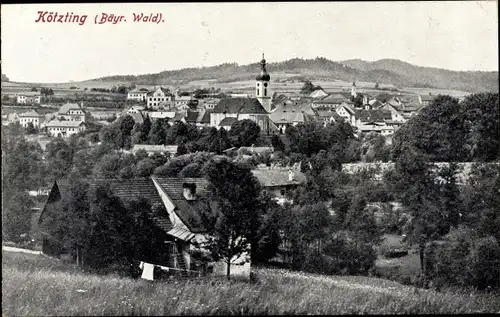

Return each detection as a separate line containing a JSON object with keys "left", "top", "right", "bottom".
{"left": 141, "top": 262, "right": 154, "bottom": 281}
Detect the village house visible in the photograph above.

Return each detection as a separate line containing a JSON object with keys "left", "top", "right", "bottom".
{"left": 379, "top": 103, "right": 407, "bottom": 123}
{"left": 127, "top": 88, "right": 149, "bottom": 102}
{"left": 46, "top": 120, "right": 86, "bottom": 137}
{"left": 251, "top": 166, "right": 306, "bottom": 205}
{"left": 56, "top": 102, "right": 88, "bottom": 122}
{"left": 126, "top": 105, "right": 146, "bottom": 114}
{"left": 147, "top": 87, "right": 174, "bottom": 108}
{"left": 18, "top": 109, "right": 44, "bottom": 129}
{"left": 269, "top": 101, "right": 316, "bottom": 134}
{"left": 175, "top": 95, "right": 195, "bottom": 108}
{"left": 202, "top": 98, "right": 220, "bottom": 110}
{"left": 38, "top": 177, "right": 251, "bottom": 279}
{"left": 309, "top": 88, "right": 328, "bottom": 99}
{"left": 146, "top": 110, "right": 176, "bottom": 121}
{"left": 419, "top": 94, "right": 437, "bottom": 106}
{"left": 184, "top": 110, "right": 211, "bottom": 128}
{"left": 354, "top": 108, "right": 392, "bottom": 128}
{"left": 357, "top": 122, "right": 396, "bottom": 136}
{"left": 16, "top": 92, "right": 41, "bottom": 104}
{"left": 312, "top": 93, "right": 352, "bottom": 111}
{"left": 316, "top": 110, "right": 343, "bottom": 127}
{"left": 335, "top": 102, "right": 357, "bottom": 126}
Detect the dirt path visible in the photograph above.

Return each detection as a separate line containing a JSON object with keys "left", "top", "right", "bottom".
{"left": 2, "top": 245, "right": 42, "bottom": 255}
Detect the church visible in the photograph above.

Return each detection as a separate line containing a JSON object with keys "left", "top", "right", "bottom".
{"left": 210, "top": 54, "right": 274, "bottom": 134}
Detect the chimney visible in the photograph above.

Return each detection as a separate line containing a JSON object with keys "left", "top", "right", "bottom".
{"left": 288, "top": 169, "right": 295, "bottom": 181}
{"left": 182, "top": 183, "right": 197, "bottom": 201}
{"left": 365, "top": 104, "right": 370, "bottom": 110}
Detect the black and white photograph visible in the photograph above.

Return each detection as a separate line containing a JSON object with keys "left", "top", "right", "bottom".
{"left": 1, "top": 1, "right": 499, "bottom": 315}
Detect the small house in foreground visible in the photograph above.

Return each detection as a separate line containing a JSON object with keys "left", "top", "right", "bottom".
{"left": 38, "top": 177, "right": 250, "bottom": 279}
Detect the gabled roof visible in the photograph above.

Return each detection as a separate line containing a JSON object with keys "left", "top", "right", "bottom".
{"left": 219, "top": 117, "right": 238, "bottom": 127}
{"left": 323, "top": 93, "right": 349, "bottom": 101}
{"left": 269, "top": 102, "right": 312, "bottom": 124}
{"left": 58, "top": 103, "right": 83, "bottom": 114}
{"left": 251, "top": 168, "right": 306, "bottom": 187}
{"left": 46, "top": 119, "right": 85, "bottom": 128}
{"left": 203, "top": 98, "right": 221, "bottom": 104}
{"left": 40, "top": 178, "right": 173, "bottom": 233}
{"left": 153, "top": 177, "right": 211, "bottom": 233}
{"left": 19, "top": 110, "right": 42, "bottom": 117}
{"left": 128, "top": 112, "right": 144, "bottom": 125}
{"left": 147, "top": 87, "right": 173, "bottom": 96}
{"left": 354, "top": 109, "right": 392, "bottom": 122}
{"left": 317, "top": 110, "right": 342, "bottom": 120}
{"left": 200, "top": 110, "right": 212, "bottom": 123}
{"left": 128, "top": 105, "right": 146, "bottom": 111}
{"left": 213, "top": 98, "right": 268, "bottom": 114}
{"left": 420, "top": 94, "right": 437, "bottom": 102}
{"left": 185, "top": 111, "right": 199, "bottom": 123}
{"left": 176, "top": 96, "right": 193, "bottom": 101}
{"left": 338, "top": 102, "right": 356, "bottom": 115}
{"left": 128, "top": 88, "right": 148, "bottom": 94}
{"left": 368, "top": 99, "right": 383, "bottom": 108}
{"left": 398, "top": 95, "right": 421, "bottom": 104}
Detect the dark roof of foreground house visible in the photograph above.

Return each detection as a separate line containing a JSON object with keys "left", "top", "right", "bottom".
{"left": 39, "top": 178, "right": 172, "bottom": 233}
{"left": 213, "top": 98, "right": 268, "bottom": 114}
{"left": 39, "top": 177, "right": 220, "bottom": 240}
{"left": 153, "top": 177, "right": 211, "bottom": 233}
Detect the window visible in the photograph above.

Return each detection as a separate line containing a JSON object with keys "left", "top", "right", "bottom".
{"left": 264, "top": 83, "right": 268, "bottom": 87}
{"left": 280, "top": 189, "right": 285, "bottom": 196}
{"left": 264, "top": 89, "right": 267, "bottom": 96}
{"left": 256, "top": 89, "right": 259, "bottom": 95}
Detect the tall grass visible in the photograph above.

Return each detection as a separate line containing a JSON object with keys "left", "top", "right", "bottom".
{"left": 2, "top": 251, "right": 499, "bottom": 315}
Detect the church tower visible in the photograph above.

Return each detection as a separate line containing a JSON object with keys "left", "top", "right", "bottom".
{"left": 255, "top": 53, "right": 272, "bottom": 112}
{"left": 351, "top": 79, "right": 357, "bottom": 99}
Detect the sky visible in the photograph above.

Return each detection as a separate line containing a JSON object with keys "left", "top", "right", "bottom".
{"left": 1, "top": 1, "right": 498, "bottom": 83}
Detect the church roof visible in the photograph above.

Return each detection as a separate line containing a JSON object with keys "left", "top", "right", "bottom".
{"left": 219, "top": 117, "right": 238, "bottom": 127}
{"left": 256, "top": 54, "right": 271, "bottom": 81}
{"left": 213, "top": 98, "right": 268, "bottom": 114}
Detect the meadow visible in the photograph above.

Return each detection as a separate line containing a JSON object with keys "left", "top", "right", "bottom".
{"left": 2, "top": 250, "right": 499, "bottom": 316}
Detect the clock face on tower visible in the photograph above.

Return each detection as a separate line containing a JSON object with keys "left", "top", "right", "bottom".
{"left": 264, "top": 83, "right": 268, "bottom": 87}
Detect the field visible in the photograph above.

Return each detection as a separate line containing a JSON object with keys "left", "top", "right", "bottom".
{"left": 2, "top": 250, "right": 499, "bottom": 316}
{"left": 2, "top": 77, "right": 471, "bottom": 99}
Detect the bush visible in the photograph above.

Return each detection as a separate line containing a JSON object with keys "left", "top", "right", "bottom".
{"left": 428, "top": 227, "right": 500, "bottom": 290}
{"left": 321, "top": 235, "right": 378, "bottom": 275}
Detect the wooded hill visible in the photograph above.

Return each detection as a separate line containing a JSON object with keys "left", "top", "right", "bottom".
{"left": 92, "top": 57, "right": 498, "bottom": 93}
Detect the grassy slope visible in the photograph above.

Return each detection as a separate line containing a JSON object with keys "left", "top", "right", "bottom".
{"left": 2, "top": 251, "right": 499, "bottom": 315}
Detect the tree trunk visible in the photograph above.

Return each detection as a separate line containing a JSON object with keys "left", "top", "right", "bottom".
{"left": 76, "top": 247, "right": 80, "bottom": 267}
{"left": 419, "top": 242, "right": 425, "bottom": 274}
{"left": 226, "top": 259, "right": 231, "bottom": 280}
